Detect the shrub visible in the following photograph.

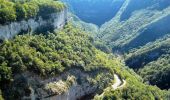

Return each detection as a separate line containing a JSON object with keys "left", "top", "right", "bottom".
{"left": 15, "top": 3, "right": 27, "bottom": 20}
{"left": 0, "top": 7, "right": 16, "bottom": 24}
{"left": 0, "top": 62, "right": 12, "bottom": 86}
{"left": 23, "top": 2, "right": 39, "bottom": 19}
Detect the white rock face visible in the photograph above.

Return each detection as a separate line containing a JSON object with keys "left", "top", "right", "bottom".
{"left": 54, "top": 83, "right": 97, "bottom": 100}
{"left": 41, "top": 69, "right": 99, "bottom": 100}
{"left": 0, "top": 9, "right": 67, "bottom": 40}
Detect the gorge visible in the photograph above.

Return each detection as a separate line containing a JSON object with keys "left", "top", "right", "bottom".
{"left": 64, "top": 0, "right": 170, "bottom": 90}
{"left": 0, "top": 0, "right": 170, "bottom": 100}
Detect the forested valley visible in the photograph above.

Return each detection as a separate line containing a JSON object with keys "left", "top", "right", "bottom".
{"left": 0, "top": 0, "right": 170, "bottom": 100}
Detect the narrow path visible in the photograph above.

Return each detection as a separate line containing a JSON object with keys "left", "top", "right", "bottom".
{"left": 112, "top": 74, "right": 126, "bottom": 90}
{"left": 98, "top": 74, "right": 126, "bottom": 98}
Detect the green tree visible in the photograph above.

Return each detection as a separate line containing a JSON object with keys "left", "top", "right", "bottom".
{"left": 0, "top": 62, "right": 12, "bottom": 86}
{"left": 15, "top": 3, "right": 27, "bottom": 20}
{"left": 0, "top": 7, "right": 16, "bottom": 24}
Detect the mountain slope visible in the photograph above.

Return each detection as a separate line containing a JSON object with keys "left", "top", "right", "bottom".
{"left": 0, "top": 24, "right": 114, "bottom": 99}
{"left": 125, "top": 35, "right": 170, "bottom": 89}
{"left": 68, "top": 13, "right": 99, "bottom": 37}
{"left": 97, "top": 0, "right": 170, "bottom": 52}
{"left": 94, "top": 0, "right": 170, "bottom": 89}
{"left": 0, "top": 23, "right": 170, "bottom": 99}
{"left": 62, "top": 0, "right": 125, "bottom": 26}
{"left": 0, "top": 0, "right": 170, "bottom": 99}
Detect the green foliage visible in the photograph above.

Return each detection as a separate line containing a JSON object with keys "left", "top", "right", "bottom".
{"left": 24, "top": 2, "right": 39, "bottom": 18}
{"left": 0, "top": 24, "right": 120, "bottom": 99}
{"left": 0, "top": 0, "right": 65, "bottom": 24}
{"left": 0, "top": 1, "right": 16, "bottom": 24}
{"left": 15, "top": 2, "right": 39, "bottom": 20}
{"left": 38, "top": 0, "right": 65, "bottom": 15}
{"left": 0, "top": 23, "right": 169, "bottom": 99}
{"left": 125, "top": 35, "right": 170, "bottom": 89}
{"left": 15, "top": 3, "right": 27, "bottom": 20}
{"left": 0, "top": 90, "right": 4, "bottom": 100}
{"left": 95, "top": 0, "right": 170, "bottom": 53}
{"left": 0, "top": 62, "right": 12, "bottom": 87}
{"left": 139, "top": 55, "right": 170, "bottom": 89}
{"left": 87, "top": 0, "right": 170, "bottom": 91}
{"left": 69, "top": 13, "right": 99, "bottom": 36}
{"left": 94, "top": 41, "right": 111, "bottom": 53}
{"left": 94, "top": 67, "right": 170, "bottom": 100}
{"left": 0, "top": 24, "right": 96, "bottom": 77}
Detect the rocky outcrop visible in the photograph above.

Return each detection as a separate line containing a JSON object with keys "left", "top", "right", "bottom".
{"left": 53, "top": 82, "right": 98, "bottom": 100}
{"left": 0, "top": 9, "right": 67, "bottom": 40}
{"left": 40, "top": 69, "right": 98, "bottom": 100}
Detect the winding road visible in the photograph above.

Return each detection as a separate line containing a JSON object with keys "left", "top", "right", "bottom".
{"left": 98, "top": 74, "right": 126, "bottom": 98}
{"left": 112, "top": 74, "right": 126, "bottom": 90}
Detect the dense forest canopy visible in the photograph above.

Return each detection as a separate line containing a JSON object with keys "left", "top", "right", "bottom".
{"left": 92, "top": 0, "right": 170, "bottom": 90}
{"left": 0, "top": 23, "right": 170, "bottom": 100}
{"left": 125, "top": 35, "right": 170, "bottom": 89}
{"left": 0, "top": 0, "right": 170, "bottom": 99}
{"left": 64, "top": 0, "right": 170, "bottom": 91}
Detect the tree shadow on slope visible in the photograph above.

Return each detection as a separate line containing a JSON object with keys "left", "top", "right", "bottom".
{"left": 63, "top": 0, "right": 125, "bottom": 26}
{"left": 120, "top": 0, "right": 170, "bottom": 21}
{"left": 123, "top": 15, "right": 170, "bottom": 52}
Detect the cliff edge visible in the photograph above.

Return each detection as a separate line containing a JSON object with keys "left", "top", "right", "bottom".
{"left": 0, "top": 9, "right": 67, "bottom": 40}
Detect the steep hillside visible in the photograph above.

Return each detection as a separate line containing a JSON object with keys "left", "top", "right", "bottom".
{"left": 68, "top": 13, "right": 112, "bottom": 53}
{"left": 68, "top": 13, "right": 99, "bottom": 36}
{"left": 0, "top": 24, "right": 114, "bottom": 99}
{"left": 139, "top": 55, "right": 170, "bottom": 90}
{"left": 62, "top": 0, "right": 125, "bottom": 26}
{"left": 97, "top": 0, "right": 170, "bottom": 52}
{"left": 125, "top": 35, "right": 170, "bottom": 89}
{"left": 125, "top": 35, "right": 170, "bottom": 69}
{"left": 0, "top": 24, "right": 170, "bottom": 100}
{"left": 91, "top": 0, "right": 170, "bottom": 90}
{"left": 1, "top": 0, "right": 170, "bottom": 99}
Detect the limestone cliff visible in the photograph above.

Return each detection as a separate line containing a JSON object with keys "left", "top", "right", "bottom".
{"left": 11, "top": 69, "right": 113, "bottom": 100}
{"left": 0, "top": 9, "right": 67, "bottom": 40}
